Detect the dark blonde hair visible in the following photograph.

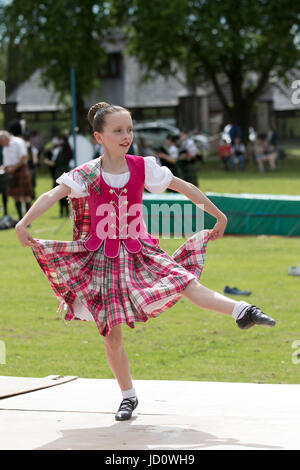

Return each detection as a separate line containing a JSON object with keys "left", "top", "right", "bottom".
{"left": 87, "top": 102, "right": 131, "bottom": 132}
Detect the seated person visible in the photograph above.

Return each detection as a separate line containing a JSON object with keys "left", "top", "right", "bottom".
{"left": 218, "top": 139, "right": 231, "bottom": 171}
{"left": 255, "top": 134, "right": 266, "bottom": 173}
{"left": 230, "top": 137, "right": 246, "bottom": 170}
{"left": 255, "top": 134, "right": 277, "bottom": 172}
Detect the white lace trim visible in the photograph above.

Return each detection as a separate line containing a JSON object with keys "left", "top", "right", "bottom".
{"left": 56, "top": 173, "right": 89, "bottom": 198}
{"left": 73, "top": 296, "right": 95, "bottom": 321}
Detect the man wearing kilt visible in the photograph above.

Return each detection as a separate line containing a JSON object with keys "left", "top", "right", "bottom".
{"left": 177, "top": 130, "right": 199, "bottom": 187}
{"left": 0, "top": 130, "right": 34, "bottom": 220}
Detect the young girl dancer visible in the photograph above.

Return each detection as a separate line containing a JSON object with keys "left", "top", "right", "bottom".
{"left": 15, "top": 102, "right": 275, "bottom": 421}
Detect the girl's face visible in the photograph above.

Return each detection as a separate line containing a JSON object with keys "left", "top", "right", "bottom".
{"left": 94, "top": 111, "right": 133, "bottom": 156}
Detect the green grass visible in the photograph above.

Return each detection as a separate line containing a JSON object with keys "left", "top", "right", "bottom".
{"left": 198, "top": 147, "right": 300, "bottom": 195}
{"left": 1, "top": 152, "right": 300, "bottom": 384}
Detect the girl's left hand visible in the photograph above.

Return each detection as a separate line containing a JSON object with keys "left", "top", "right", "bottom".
{"left": 209, "top": 215, "right": 227, "bottom": 241}
{"left": 15, "top": 223, "right": 37, "bottom": 248}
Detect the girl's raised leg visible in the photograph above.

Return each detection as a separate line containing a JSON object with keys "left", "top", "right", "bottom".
{"left": 182, "top": 279, "right": 276, "bottom": 329}
{"left": 182, "top": 279, "right": 236, "bottom": 315}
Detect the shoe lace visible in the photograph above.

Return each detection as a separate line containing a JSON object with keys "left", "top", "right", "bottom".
{"left": 247, "top": 305, "right": 259, "bottom": 314}
{"left": 118, "top": 398, "right": 136, "bottom": 412}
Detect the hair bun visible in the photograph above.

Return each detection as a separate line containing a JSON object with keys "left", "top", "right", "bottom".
{"left": 87, "top": 102, "right": 110, "bottom": 127}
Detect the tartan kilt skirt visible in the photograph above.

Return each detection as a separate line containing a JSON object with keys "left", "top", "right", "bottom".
{"left": 7, "top": 164, "right": 34, "bottom": 200}
{"left": 31, "top": 230, "right": 210, "bottom": 336}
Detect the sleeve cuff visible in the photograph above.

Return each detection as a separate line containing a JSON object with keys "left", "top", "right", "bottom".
{"left": 56, "top": 172, "right": 89, "bottom": 198}
{"left": 145, "top": 167, "right": 173, "bottom": 193}
{"left": 144, "top": 156, "right": 174, "bottom": 193}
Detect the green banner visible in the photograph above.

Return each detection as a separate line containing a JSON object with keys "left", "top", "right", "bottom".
{"left": 143, "top": 192, "right": 300, "bottom": 237}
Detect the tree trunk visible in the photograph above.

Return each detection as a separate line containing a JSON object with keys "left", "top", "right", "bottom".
{"left": 3, "top": 39, "right": 21, "bottom": 128}
{"left": 231, "top": 97, "right": 251, "bottom": 145}
{"left": 239, "top": 108, "right": 251, "bottom": 145}
{"left": 233, "top": 101, "right": 255, "bottom": 166}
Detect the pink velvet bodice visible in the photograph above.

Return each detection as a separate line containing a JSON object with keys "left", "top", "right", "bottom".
{"left": 83, "top": 155, "right": 158, "bottom": 258}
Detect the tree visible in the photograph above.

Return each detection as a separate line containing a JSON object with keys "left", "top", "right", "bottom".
{"left": 112, "top": 0, "right": 300, "bottom": 141}
{"left": 0, "top": 4, "right": 36, "bottom": 126}
{"left": 0, "top": 0, "right": 112, "bottom": 132}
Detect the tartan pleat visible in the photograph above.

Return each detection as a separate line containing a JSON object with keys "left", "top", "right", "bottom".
{"left": 7, "top": 164, "right": 34, "bottom": 199}
{"left": 31, "top": 230, "right": 210, "bottom": 336}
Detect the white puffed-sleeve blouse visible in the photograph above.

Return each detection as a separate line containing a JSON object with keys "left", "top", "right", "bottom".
{"left": 56, "top": 156, "right": 174, "bottom": 198}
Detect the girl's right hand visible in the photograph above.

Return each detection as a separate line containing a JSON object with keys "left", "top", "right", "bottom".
{"left": 15, "top": 223, "right": 37, "bottom": 248}
{"left": 209, "top": 214, "right": 228, "bottom": 241}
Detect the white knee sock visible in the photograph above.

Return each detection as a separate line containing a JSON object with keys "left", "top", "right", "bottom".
{"left": 232, "top": 301, "right": 251, "bottom": 321}
{"left": 122, "top": 387, "right": 137, "bottom": 401}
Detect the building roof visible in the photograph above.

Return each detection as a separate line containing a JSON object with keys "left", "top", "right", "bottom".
{"left": 123, "top": 56, "right": 188, "bottom": 108}
{"left": 7, "top": 62, "right": 300, "bottom": 114}
{"left": 259, "top": 76, "right": 300, "bottom": 111}
{"left": 6, "top": 70, "right": 66, "bottom": 112}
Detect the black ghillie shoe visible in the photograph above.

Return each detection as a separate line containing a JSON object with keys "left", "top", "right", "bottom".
{"left": 224, "top": 286, "right": 251, "bottom": 296}
{"left": 115, "top": 398, "right": 138, "bottom": 421}
{"left": 236, "top": 305, "right": 276, "bottom": 330}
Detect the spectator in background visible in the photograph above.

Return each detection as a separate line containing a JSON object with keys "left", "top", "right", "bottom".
{"left": 263, "top": 132, "right": 277, "bottom": 172}
{"left": 254, "top": 134, "right": 266, "bottom": 173}
{"left": 137, "top": 136, "right": 152, "bottom": 157}
{"left": 149, "top": 147, "right": 163, "bottom": 167}
{"left": 229, "top": 122, "right": 242, "bottom": 143}
{"left": 254, "top": 133, "right": 277, "bottom": 173}
{"left": 44, "top": 133, "right": 73, "bottom": 217}
{"left": 42, "top": 150, "right": 55, "bottom": 184}
{"left": 230, "top": 136, "right": 246, "bottom": 171}
{"left": 267, "top": 124, "right": 277, "bottom": 149}
{"left": 266, "top": 124, "right": 277, "bottom": 171}
{"left": 8, "top": 120, "right": 26, "bottom": 139}
{"left": 30, "top": 130, "right": 44, "bottom": 159}
{"left": 26, "top": 134, "right": 39, "bottom": 199}
{"left": 9, "top": 120, "right": 39, "bottom": 198}
{"left": 177, "top": 130, "right": 198, "bottom": 186}
{"left": 158, "top": 135, "right": 179, "bottom": 175}
{"left": 43, "top": 136, "right": 61, "bottom": 185}
{"left": 0, "top": 143, "right": 8, "bottom": 216}
{"left": 158, "top": 135, "right": 179, "bottom": 193}
{"left": 128, "top": 138, "right": 138, "bottom": 156}
{"left": 218, "top": 139, "right": 231, "bottom": 171}
{"left": 0, "top": 130, "right": 34, "bottom": 220}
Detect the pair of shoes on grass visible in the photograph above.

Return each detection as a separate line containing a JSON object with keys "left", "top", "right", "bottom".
{"left": 224, "top": 285, "right": 251, "bottom": 296}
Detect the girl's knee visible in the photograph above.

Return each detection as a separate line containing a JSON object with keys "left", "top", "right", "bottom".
{"left": 103, "top": 325, "right": 123, "bottom": 351}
